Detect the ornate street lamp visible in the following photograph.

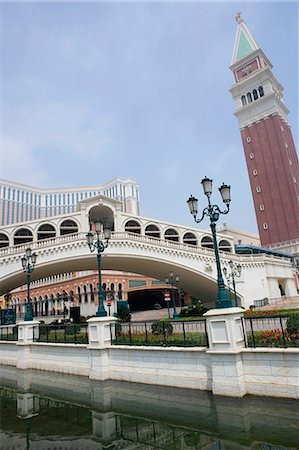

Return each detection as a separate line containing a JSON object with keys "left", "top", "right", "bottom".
{"left": 187, "top": 176, "right": 232, "bottom": 309}
{"left": 21, "top": 248, "right": 37, "bottom": 321}
{"left": 165, "top": 272, "right": 180, "bottom": 320}
{"left": 86, "top": 221, "right": 111, "bottom": 317}
{"left": 223, "top": 261, "right": 242, "bottom": 307}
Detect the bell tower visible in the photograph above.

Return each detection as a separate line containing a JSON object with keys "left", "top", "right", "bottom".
{"left": 229, "top": 13, "right": 299, "bottom": 248}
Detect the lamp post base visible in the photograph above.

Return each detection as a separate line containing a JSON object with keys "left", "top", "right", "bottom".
{"left": 24, "top": 304, "right": 33, "bottom": 322}
{"left": 215, "top": 287, "right": 232, "bottom": 309}
{"left": 96, "top": 309, "right": 107, "bottom": 317}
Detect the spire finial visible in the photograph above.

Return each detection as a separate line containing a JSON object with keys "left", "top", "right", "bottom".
{"left": 235, "top": 11, "right": 243, "bottom": 24}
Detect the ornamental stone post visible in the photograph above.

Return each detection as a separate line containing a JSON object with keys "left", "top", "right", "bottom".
{"left": 87, "top": 317, "right": 117, "bottom": 381}
{"left": 204, "top": 307, "right": 246, "bottom": 397}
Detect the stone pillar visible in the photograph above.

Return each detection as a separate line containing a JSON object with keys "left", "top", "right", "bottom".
{"left": 204, "top": 307, "right": 246, "bottom": 397}
{"left": 18, "top": 320, "right": 40, "bottom": 345}
{"left": 17, "top": 321, "right": 40, "bottom": 370}
{"left": 87, "top": 317, "right": 117, "bottom": 381}
{"left": 92, "top": 411, "right": 118, "bottom": 441}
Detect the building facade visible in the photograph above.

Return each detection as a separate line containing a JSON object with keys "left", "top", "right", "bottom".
{"left": 229, "top": 14, "right": 299, "bottom": 251}
{"left": 0, "top": 177, "right": 140, "bottom": 226}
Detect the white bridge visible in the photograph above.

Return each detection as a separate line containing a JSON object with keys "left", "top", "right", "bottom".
{"left": 0, "top": 195, "right": 297, "bottom": 308}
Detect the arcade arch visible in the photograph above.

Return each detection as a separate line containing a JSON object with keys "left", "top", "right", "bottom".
{"left": 13, "top": 228, "right": 33, "bottom": 246}
{"left": 0, "top": 233, "right": 9, "bottom": 248}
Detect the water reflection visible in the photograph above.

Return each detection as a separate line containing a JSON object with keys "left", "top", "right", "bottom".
{"left": 0, "top": 366, "right": 298, "bottom": 449}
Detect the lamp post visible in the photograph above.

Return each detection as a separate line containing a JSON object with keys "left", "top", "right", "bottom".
{"left": 165, "top": 272, "right": 179, "bottom": 320}
{"left": 187, "top": 176, "right": 232, "bottom": 309}
{"left": 223, "top": 261, "right": 242, "bottom": 307}
{"left": 21, "top": 248, "right": 37, "bottom": 321}
{"left": 86, "top": 221, "right": 111, "bottom": 317}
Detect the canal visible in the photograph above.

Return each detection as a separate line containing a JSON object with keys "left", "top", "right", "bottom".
{"left": 0, "top": 365, "right": 298, "bottom": 449}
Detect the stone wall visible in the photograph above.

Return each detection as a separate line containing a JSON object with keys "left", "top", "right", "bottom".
{"left": 0, "top": 312, "right": 298, "bottom": 399}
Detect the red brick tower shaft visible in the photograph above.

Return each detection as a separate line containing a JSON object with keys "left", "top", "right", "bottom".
{"left": 230, "top": 13, "right": 299, "bottom": 246}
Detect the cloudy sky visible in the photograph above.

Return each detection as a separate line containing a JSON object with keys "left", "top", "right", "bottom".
{"left": 0, "top": 1, "right": 298, "bottom": 234}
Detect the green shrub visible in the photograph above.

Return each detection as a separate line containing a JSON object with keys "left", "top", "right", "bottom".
{"left": 65, "top": 325, "right": 78, "bottom": 335}
{"left": 151, "top": 321, "right": 173, "bottom": 336}
{"left": 287, "top": 314, "right": 299, "bottom": 335}
{"left": 115, "top": 322, "right": 122, "bottom": 335}
{"left": 39, "top": 324, "right": 48, "bottom": 336}
{"left": 118, "top": 308, "right": 131, "bottom": 322}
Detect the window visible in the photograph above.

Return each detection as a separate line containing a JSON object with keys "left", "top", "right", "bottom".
{"left": 13, "top": 228, "right": 33, "bottom": 246}
{"left": 241, "top": 95, "right": 246, "bottom": 106}
{"left": 145, "top": 224, "right": 160, "bottom": 239}
{"left": 258, "top": 86, "right": 264, "bottom": 97}
{"left": 280, "top": 126, "right": 284, "bottom": 132}
{"left": 77, "top": 287, "right": 82, "bottom": 304}
{"left": 201, "top": 236, "right": 213, "bottom": 250}
{"left": 218, "top": 240, "right": 232, "bottom": 253}
{"left": 246, "top": 136, "right": 251, "bottom": 143}
{"left": 252, "top": 89, "right": 258, "bottom": 100}
{"left": 90, "top": 285, "right": 94, "bottom": 303}
{"left": 263, "top": 223, "right": 268, "bottom": 230}
{"left": 253, "top": 169, "right": 258, "bottom": 176}
{"left": 183, "top": 232, "right": 197, "bottom": 246}
{"left": 259, "top": 204, "right": 265, "bottom": 211}
{"left": 249, "top": 153, "right": 254, "bottom": 159}
{"left": 60, "top": 219, "right": 78, "bottom": 235}
{"left": 247, "top": 92, "right": 252, "bottom": 103}
{"left": 256, "top": 186, "right": 261, "bottom": 193}
{"left": 0, "top": 233, "right": 9, "bottom": 248}
{"left": 164, "top": 228, "right": 179, "bottom": 242}
{"left": 83, "top": 285, "right": 88, "bottom": 303}
{"left": 37, "top": 224, "right": 56, "bottom": 240}
{"left": 125, "top": 220, "right": 141, "bottom": 234}
{"left": 285, "top": 142, "right": 288, "bottom": 148}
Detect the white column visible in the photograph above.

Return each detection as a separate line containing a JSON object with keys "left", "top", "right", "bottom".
{"left": 17, "top": 320, "right": 40, "bottom": 370}
{"left": 204, "top": 307, "right": 246, "bottom": 397}
{"left": 87, "top": 317, "right": 117, "bottom": 381}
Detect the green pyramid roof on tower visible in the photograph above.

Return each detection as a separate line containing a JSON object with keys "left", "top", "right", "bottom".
{"left": 231, "top": 14, "right": 260, "bottom": 65}
{"left": 236, "top": 30, "right": 256, "bottom": 61}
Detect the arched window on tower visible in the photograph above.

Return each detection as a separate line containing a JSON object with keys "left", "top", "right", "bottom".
{"left": 258, "top": 86, "right": 264, "bottom": 97}
{"left": 253, "top": 89, "right": 258, "bottom": 100}
{"left": 247, "top": 92, "right": 252, "bottom": 103}
{"left": 241, "top": 95, "right": 247, "bottom": 106}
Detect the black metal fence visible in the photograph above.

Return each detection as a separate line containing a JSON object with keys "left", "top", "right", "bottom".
{"left": 34, "top": 323, "right": 88, "bottom": 344}
{"left": 111, "top": 320, "right": 208, "bottom": 347}
{"left": 0, "top": 325, "right": 18, "bottom": 341}
{"left": 243, "top": 315, "right": 299, "bottom": 348}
